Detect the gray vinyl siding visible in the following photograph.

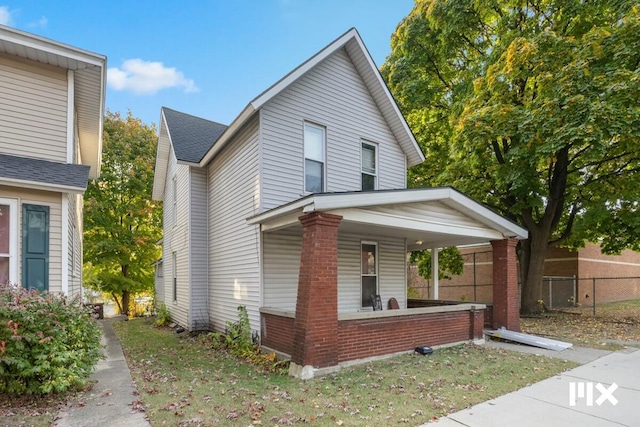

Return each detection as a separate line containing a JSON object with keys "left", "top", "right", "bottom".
{"left": 189, "top": 167, "right": 208, "bottom": 330}
{"left": 262, "top": 229, "right": 406, "bottom": 313}
{"left": 160, "top": 147, "right": 191, "bottom": 328}
{"left": 208, "top": 115, "right": 261, "bottom": 333}
{"left": 0, "top": 57, "right": 68, "bottom": 162}
{"left": 263, "top": 228, "right": 302, "bottom": 310}
{"left": 260, "top": 47, "right": 406, "bottom": 211}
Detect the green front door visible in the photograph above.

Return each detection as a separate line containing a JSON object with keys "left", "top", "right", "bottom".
{"left": 22, "top": 204, "right": 49, "bottom": 292}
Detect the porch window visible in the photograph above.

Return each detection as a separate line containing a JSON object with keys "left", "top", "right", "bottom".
{"left": 304, "top": 123, "right": 325, "bottom": 193}
{"left": 0, "top": 198, "right": 17, "bottom": 285}
{"left": 361, "top": 242, "right": 378, "bottom": 308}
{"left": 361, "top": 142, "right": 377, "bottom": 191}
{"left": 172, "top": 252, "right": 177, "bottom": 302}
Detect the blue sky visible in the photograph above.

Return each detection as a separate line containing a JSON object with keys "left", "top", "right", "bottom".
{"left": 0, "top": 1, "right": 415, "bottom": 128}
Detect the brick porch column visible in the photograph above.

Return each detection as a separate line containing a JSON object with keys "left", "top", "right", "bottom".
{"left": 291, "top": 211, "right": 342, "bottom": 372}
{"left": 491, "top": 238, "right": 520, "bottom": 331}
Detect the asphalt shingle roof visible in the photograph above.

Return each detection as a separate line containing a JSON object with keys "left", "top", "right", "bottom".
{"left": 0, "top": 153, "right": 90, "bottom": 190}
{"left": 162, "top": 107, "right": 228, "bottom": 163}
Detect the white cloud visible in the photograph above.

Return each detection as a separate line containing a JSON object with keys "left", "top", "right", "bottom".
{"left": 107, "top": 59, "right": 199, "bottom": 95}
{"left": 0, "top": 6, "right": 13, "bottom": 26}
{"left": 27, "top": 16, "right": 47, "bottom": 29}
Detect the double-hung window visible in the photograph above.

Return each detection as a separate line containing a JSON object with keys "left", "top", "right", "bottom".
{"left": 361, "top": 142, "right": 377, "bottom": 191}
{"left": 361, "top": 242, "right": 378, "bottom": 308}
{"left": 304, "top": 123, "right": 325, "bottom": 193}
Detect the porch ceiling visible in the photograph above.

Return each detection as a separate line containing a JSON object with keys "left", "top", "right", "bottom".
{"left": 247, "top": 188, "right": 528, "bottom": 249}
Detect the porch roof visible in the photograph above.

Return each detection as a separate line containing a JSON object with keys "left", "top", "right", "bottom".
{"left": 247, "top": 188, "right": 528, "bottom": 249}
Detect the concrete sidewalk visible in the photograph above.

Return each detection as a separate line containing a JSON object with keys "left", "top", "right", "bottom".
{"left": 55, "top": 317, "right": 150, "bottom": 427}
{"left": 425, "top": 346, "right": 640, "bottom": 426}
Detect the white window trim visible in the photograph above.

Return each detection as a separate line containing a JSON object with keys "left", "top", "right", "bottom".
{"left": 0, "top": 198, "right": 18, "bottom": 285}
{"left": 303, "top": 122, "right": 326, "bottom": 194}
{"left": 361, "top": 240, "right": 379, "bottom": 309}
{"left": 361, "top": 140, "right": 378, "bottom": 191}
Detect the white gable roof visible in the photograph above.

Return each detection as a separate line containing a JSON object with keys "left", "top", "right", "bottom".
{"left": 199, "top": 28, "right": 424, "bottom": 168}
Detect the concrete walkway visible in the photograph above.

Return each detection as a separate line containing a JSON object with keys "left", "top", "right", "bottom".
{"left": 425, "top": 344, "right": 640, "bottom": 426}
{"left": 55, "top": 317, "right": 150, "bottom": 427}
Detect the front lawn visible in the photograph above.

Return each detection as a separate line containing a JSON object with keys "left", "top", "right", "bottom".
{"left": 114, "top": 318, "right": 576, "bottom": 426}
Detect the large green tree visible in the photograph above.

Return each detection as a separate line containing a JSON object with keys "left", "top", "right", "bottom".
{"left": 383, "top": 1, "right": 640, "bottom": 313}
{"left": 84, "top": 111, "right": 162, "bottom": 315}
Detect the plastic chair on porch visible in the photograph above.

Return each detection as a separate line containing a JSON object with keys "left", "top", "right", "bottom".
{"left": 388, "top": 297, "right": 399, "bottom": 310}
{"left": 371, "top": 294, "right": 383, "bottom": 311}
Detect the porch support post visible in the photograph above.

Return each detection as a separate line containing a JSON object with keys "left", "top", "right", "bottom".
{"left": 491, "top": 238, "right": 520, "bottom": 331}
{"left": 290, "top": 211, "right": 342, "bottom": 378}
{"left": 431, "top": 247, "right": 439, "bottom": 300}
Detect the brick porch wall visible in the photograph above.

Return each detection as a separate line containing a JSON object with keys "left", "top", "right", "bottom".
{"left": 261, "top": 308, "right": 485, "bottom": 364}
{"left": 338, "top": 310, "right": 484, "bottom": 362}
{"left": 261, "top": 312, "right": 294, "bottom": 355}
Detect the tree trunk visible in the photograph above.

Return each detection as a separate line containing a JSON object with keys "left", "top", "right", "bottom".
{"left": 112, "top": 291, "right": 124, "bottom": 314}
{"left": 122, "top": 290, "right": 131, "bottom": 317}
{"left": 519, "top": 229, "right": 550, "bottom": 314}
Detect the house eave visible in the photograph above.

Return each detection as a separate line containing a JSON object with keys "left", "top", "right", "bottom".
{"left": 0, "top": 177, "right": 86, "bottom": 194}
{"left": 247, "top": 188, "right": 528, "bottom": 246}
{"left": 0, "top": 24, "right": 106, "bottom": 179}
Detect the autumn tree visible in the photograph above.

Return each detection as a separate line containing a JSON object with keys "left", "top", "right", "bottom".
{"left": 84, "top": 111, "right": 162, "bottom": 315}
{"left": 383, "top": 1, "right": 640, "bottom": 313}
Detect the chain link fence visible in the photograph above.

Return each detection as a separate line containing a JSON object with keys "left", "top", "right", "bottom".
{"left": 408, "top": 251, "right": 640, "bottom": 315}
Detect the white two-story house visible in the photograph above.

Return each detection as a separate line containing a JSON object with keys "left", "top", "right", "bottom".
{"left": 152, "top": 28, "right": 526, "bottom": 377}
{"left": 0, "top": 25, "right": 106, "bottom": 295}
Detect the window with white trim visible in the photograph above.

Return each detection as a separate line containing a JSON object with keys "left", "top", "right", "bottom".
{"left": 361, "top": 242, "right": 378, "bottom": 308}
{"left": 0, "top": 198, "right": 17, "bottom": 285}
{"left": 361, "top": 142, "right": 377, "bottom": 191}
{"left": 304, "top": 123, "right": 325, "bottom": 193}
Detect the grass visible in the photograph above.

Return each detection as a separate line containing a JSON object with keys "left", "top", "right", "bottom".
{"left": 114, "top": 318, "right": 576, "bottom": 426}
{"left": 521, "top": 299, "right": 640, "bottom": 350}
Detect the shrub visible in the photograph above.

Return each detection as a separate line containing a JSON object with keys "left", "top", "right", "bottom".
{"left": 155, "top": 302, "right": 171, "bottom": 327}
{"left": 207, "top": 306, "right": 288, "bottom": 374}
{"left": 0, "top": 284, "right": 103, "bottom": 395}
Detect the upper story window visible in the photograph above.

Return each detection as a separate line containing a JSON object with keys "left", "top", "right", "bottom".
{"left": 361, "top": 142, "right": 377, "bottom": 191}
{"left": 304, "top": 123, "right": 325, "bottom": 193}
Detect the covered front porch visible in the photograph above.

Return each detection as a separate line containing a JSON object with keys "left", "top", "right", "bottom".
{"left": 248, "top": 188, "right": 527, "bottom": 378}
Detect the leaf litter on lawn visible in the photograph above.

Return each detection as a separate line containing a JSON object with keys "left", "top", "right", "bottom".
{"left": 114, "top": 318, "right": 576, "bottom": 426}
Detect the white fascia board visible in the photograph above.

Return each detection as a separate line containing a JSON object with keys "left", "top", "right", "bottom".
{"left": 0, "top": 24, "right": 106, "bottom": 68}
{"left": 199, "top": 105, "right": 255, "bottom": 166}
{"left": 333, "top": 208, "right": 505, "bottom": 241}
{"left": 447, "top": 191, "right": 528, "bottom": 239}
{"left": 250, "top": 29, "right": 358, "bottom": 110}
{"left": 151, "top": 112, "right": 171, "bottom": 200}
{"left": 246, "top": 197, "right": 313, "bottom": 225}
{"left": 0, "top": 178, "right": 85, "bottom": 194}
{"left": 347, "top": 35, "right": 424, "bottom": 166}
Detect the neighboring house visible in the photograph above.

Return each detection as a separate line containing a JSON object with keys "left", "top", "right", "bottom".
{"left": 0, "top": 25, "right": 106, "bottom": 296}
{"left": 410, "top": 242, "right": 640, "bottom": 306}
{"left": 152, "top": 28, "right": 527, "bottom": 377}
